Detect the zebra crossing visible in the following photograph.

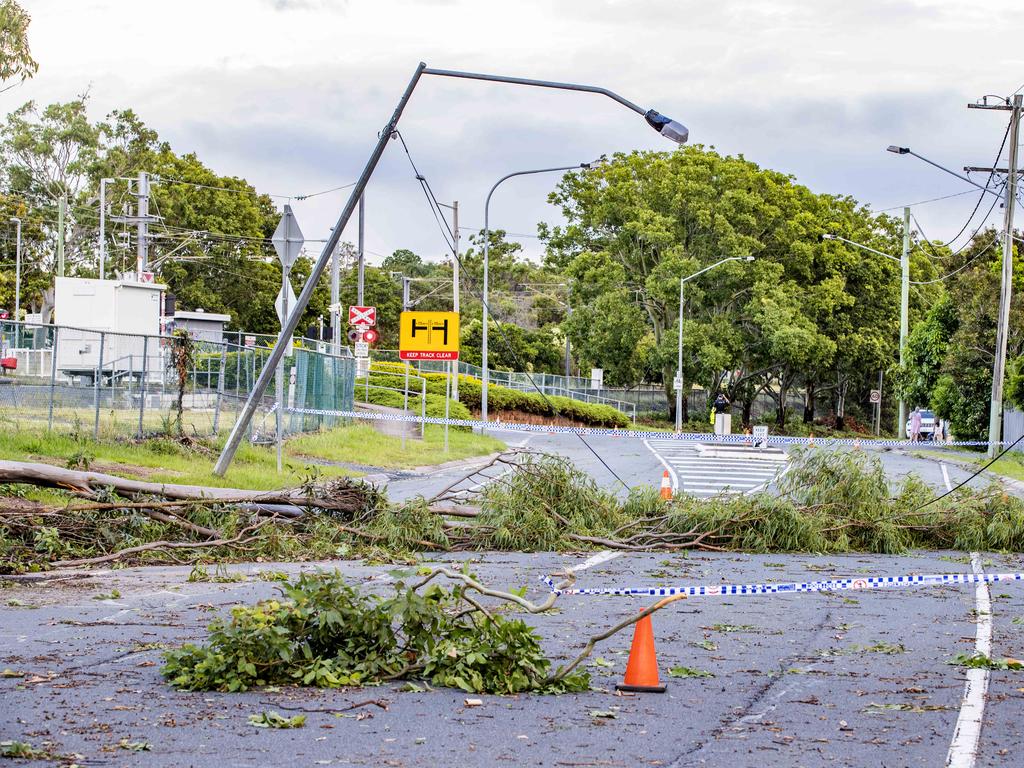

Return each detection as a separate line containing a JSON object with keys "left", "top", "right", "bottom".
{"left": 643, "top": 438, "right": 789, "bottom": 498}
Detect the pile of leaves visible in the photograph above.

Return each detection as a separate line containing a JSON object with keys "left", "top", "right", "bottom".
{"left": 162, "top": 570, "right": 587, "bottom": 695}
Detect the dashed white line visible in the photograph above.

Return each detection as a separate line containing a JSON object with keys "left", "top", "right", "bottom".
{"left": 945, "top": 552, "right": 991, "bottom": 768}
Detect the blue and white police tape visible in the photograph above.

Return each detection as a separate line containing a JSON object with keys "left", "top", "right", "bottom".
{"left": 540, "top": 571, "right": 1024, "bottom": 598}
{"left": 285, "top": 405, "right": 997, "bottom": 449}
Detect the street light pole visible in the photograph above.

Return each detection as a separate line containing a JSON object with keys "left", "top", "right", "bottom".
{"left": 482, "top": 164, "right": 589, "bottom": 426}
{"left": 214, "top": 62, "right": 689, "bottom": 475}
{"left": 674, "top": 256, "right": 755, "bottom": 432}
{"left": 899, "top": 207, "right": 910, "bottom": 439}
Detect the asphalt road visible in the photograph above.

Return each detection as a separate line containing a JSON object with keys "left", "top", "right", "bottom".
{"left": 3, "top": 551, "right": 1023, "bottom": 767}
{"left": 383, "top": 428, "right": 1009, "bottom": 503}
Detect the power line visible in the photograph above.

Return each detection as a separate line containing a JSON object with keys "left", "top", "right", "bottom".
{"left": 155, "top": 175, "right": 357, "bottom": 202}
{"left": 876, "top": 188, "right": 979, "bottom": 212}
{"left": 909, "top": 236, "right": 1000, "bottom": 286}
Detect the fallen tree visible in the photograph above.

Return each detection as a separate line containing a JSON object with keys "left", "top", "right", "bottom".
{"left": 3, "top": 448, "right": 1024, "bottom": 574}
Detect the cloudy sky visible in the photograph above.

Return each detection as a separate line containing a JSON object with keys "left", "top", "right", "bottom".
{"left": 11, "top": 0, "right": 1024, "bottom": 266}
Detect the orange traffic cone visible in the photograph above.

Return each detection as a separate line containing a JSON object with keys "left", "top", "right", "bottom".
{"left": 659, "top": 470, "right": 672, "bottom": 500}
{"left": 616, "top": 615, "right": 667, "bottom": 693}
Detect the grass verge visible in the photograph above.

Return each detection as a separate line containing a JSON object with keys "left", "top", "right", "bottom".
{"left": 288, "top": 424, "right": 506, "bottom": 469}
{"left": 912, "top": 447, "right": 1024, "bottom": 484}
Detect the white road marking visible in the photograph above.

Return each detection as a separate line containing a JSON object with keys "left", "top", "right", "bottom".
{"left": 643, "top": 438, "right": 679, "bottom": 491}
{"left": 644, "top": 439, "right": 788, "bottom": 498}
{"left": 941, "top": 463, "right": 953, "bottom": 492}
{"left": 945, "top": 552, "right": 991, "bottom": 768}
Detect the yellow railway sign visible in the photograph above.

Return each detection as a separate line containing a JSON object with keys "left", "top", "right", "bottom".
{"left": 399, "top": 311, "right": 460, "bottom": 360}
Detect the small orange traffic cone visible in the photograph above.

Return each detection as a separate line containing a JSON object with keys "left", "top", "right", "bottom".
{"left": 616, "top": 615, "right": 666, "bottom": 693}
{"left": 659, "top": 470, "right": 672, "bottom": 500}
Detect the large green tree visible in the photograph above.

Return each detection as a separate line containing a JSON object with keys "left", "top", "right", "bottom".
{"left": 543, "top": 147, "right": 903, "bottom": 426}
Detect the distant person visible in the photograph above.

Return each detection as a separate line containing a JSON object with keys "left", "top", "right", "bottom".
{"left": 713, "top": 393, "right": 729, "bottom": 414}
{"left": 711, "top": 393, "right": 730, "bottom": 425}
{"left": 910, "top": 407, "right": 922, "bottom": 443}
{"left": 933, "top": 417, "right": 944, "bottom": 443}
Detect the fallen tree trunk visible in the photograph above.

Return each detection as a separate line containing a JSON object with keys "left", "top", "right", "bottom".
{"left": 0, "top": 460, "right": 362, "bottom": 514}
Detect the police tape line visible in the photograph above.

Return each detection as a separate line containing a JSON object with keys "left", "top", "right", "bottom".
{"left": 284, "top": 405, "right": 997, "bottom": 449}
{"left": 539, "top": 571, "right": 1024, "bottom": 598}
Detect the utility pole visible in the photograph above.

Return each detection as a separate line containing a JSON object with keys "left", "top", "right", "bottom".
{"left": 357, "top": 193, "right": 365, "bottom": 305}
{"left": 11, "top": 217, "right": 21, "bottom": 324}
{"left": 436, "top": 199, "right": 462, "bottom": 400}
{"left": 451, "top": 199, "right": 459, "bottom": 401}
{"left": 110, "top": 173, "right": 159, "bottom": 281}
{"left": 136, "top": 171, "right": 149, "bottom": 276}
{"left": 973, "top": 93, "right": 1023, "bottom": 457}
{"left": 57, "top": 194, "right": 65, "bottom": 277}
{"left": 899, "top": 207, "right": 910, "bottom": 439}
{"left": 564, "top": 282, "right": 573, "bottom": 379}
{"left": 330, "top": 235, "right": 341, "bottom": 353}
{"left": 99, "top": 178, "right": 113, "bottom": 279}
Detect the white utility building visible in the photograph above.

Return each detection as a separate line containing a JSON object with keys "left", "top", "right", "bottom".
{"left": 54, "top": 277, "right": 165, "bottom": 381}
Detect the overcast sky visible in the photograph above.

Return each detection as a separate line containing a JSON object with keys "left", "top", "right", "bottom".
{"left": 11, "top": 0, "right": 1024, "bottom": 267}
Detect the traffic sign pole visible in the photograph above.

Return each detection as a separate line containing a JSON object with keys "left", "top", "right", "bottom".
{"left": 271, "top": 205, "right": 305, "bottom": 473}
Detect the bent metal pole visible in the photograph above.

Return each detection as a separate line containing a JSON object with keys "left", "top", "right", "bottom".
{"left": 214, "top": 63, "right": 690, "bottom": 475}
{"left": 213, "top": 63, "right": 428, "bottom": 475}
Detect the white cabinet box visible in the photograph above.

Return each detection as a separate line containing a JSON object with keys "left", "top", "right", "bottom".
{"left": 54, "top": 277, "right": 166, "bottom": 379}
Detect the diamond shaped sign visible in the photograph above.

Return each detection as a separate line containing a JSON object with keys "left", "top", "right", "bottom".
{"left": 272, "top": 204, "right": 304, "bottom": 269}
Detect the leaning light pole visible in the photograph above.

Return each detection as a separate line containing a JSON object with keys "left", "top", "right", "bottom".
{"left": 674, "top": 256, "right": 754, "bottom": 432}
{"left": 481, "top": 164, "right": 589, "bottom": 427}
{"left": 214, "top": 62, "right": 690, "bottom": 475}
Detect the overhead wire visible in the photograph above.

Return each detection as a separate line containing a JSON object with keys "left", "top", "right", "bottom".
{"left": 908, "top": 236, "right": 1001, "bottom": 285}
{"left": 392, "top": 129, "right": 629, "bottom": 490}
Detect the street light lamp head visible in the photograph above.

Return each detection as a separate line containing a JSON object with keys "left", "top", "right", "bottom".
{"left": 644, "top": 109, "right": 689, "bottom": 144}
{"left": 744, "top": 256, "right": 755, "bottom": 261}
{"left": 887, "top": 145, "right": 910, "bottom": 155}
{"left": 820, "top": 233, "right": 835, "bottom": 241}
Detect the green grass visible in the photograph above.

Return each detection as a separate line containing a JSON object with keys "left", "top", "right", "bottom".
{"left": 0, "top": 426, "right": 355, "bottom": 491}
{"left": 0, "top": 417, "right": 505, "bottom": 495}
{"left": 289, "top": 424, "right": 505, "bottom": 469}
{"left": 913, "top": 447, "right": 1024, "bottom": 483}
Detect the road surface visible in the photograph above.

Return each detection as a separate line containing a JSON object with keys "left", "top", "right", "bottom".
{"left": 2, "top": 551, "right": 1022, "bottom": 767}
{"left": 383, "top": 428, "right": 1006, "bottom": 503}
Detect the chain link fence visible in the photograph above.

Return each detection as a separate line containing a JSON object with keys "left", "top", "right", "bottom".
{"left": 0, "top": 321, "right": 355, "bottom": 442}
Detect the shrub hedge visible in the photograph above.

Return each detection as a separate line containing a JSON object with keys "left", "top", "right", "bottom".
{"left": 367, "top": 363, "right": 629, "bottom": 428}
